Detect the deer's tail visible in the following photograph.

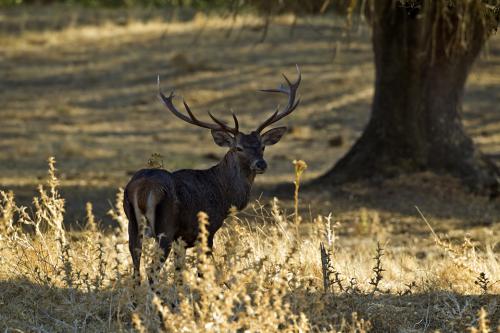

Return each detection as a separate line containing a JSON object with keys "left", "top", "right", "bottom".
{"left": 132, "top": 188, "right": 162, "bottom": 238}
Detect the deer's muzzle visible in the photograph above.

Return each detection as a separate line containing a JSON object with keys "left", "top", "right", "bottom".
{"left": 251, "top": 160, "right": 267, "bottom": 174}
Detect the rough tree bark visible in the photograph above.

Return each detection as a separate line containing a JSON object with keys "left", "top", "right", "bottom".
{"left": 317, "top": 1, "right": 499, "bottom": 195}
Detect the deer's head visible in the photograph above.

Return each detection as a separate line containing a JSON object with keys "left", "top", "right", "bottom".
{"left": 158, "top": 66, "right": 301, "bottom": 174}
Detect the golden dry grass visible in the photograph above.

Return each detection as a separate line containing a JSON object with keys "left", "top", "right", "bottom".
{"left": 0, "top": 158, "right": 499, "bottom": 332}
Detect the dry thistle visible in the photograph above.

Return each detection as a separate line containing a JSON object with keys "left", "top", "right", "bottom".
{"left": 0, "top": 190, "right": 15, "bottom": 236}
{"left": 194, "top": 211, "right": 218, "bottom": 324}
{"left": 323, "top": 213, "right": 339, "bottom": 251}
{"left": 85, "top": 202, "right": 97, "bottom": 233}
{"left": 342, "top": 312, "right": 372, "bottom": 333}
{"left": 131, "top": 312, "right": 147, "bottom": 333}
{"left": 107, "top": 188, "right": 128, "bottom": 238}
{"left": 320, "top": 242, "right": 330, "bottom": 292}
{"left": 369, "top": 242, "right": 385, "bottom": 294}
{"left": 292, "top": 159, "right": 307, "bottom": 227}
{"left": 47, "top": 156, "right": 60, "bottom": 195}
{"left": 474, "top": 272, "right": 490, "bottom": 295}
{"left": 320, "top": 242, "right": 344, "bottom": 293}
{"left": 468, "top": 307, "right": 490, "bottom": 333}
{"left": 172, "top": 239, "right": 187, "bottom": 289}
{"left": 147, "top": 152, "right": 164, "bottom": 169}
{"left": 56, "top": 233, "right": 74, "bottom": 289}
{"left": 141, "top": 222, "right": 164, "bottom": 289}
{"left": 33, "top": 157, "right": 65, "bottom": 233}
{"left": 94, "top": 236, "right": 107, "bottom": 290}
{"left": 270, "top": 196, "right": 286, "bottom": 226}
{"left": 196, "top": 212, "right": 212, "bottom": 270}
{"left": 346, "top": 277, "right": 361, "bottom": 295}
{"left": 401, "top": 281, "right": 417, "bottom": 296}
{"left": 113, "top": 239, "right": 124, "bottom": 282}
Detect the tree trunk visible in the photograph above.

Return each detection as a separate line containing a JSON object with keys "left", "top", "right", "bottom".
{"left": 317, "top": 1, "right": 499, "bottom": 195}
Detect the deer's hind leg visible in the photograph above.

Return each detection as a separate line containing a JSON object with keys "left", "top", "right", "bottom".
{"left": 146, "top": 199, "right": 177, "bottom": 287}
{"left": 124, "top": 194, "right": 142, "bottom": 283}
{"left": 155, "top": 199, "right": 178, "bottom": 264}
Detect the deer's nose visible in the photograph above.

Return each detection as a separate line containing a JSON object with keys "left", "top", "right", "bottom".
{"left": 251, "top": 160, "right": 267, "bottom": 173}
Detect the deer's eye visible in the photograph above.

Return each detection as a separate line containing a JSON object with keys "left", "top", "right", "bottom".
{"left": 236, "top": 146, "right": 243, "bottom": 152}
{"left": 261, "top": 147, "right": 265, "bottom": 152}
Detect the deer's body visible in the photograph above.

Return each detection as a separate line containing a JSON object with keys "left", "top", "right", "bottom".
{"left": 124, "top": 151, "right": 255, "bottom": 272}
{"left": 124, "top": 66, "right": 301, "bottom": 280}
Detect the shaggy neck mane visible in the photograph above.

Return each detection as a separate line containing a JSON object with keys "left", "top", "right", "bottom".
{"left": 211, "top": 150, "right": 255, "bottom": 210}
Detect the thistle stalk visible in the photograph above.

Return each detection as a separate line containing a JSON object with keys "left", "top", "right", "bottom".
{"left": 292, "top": 159, "right": 307, "bottom": 227}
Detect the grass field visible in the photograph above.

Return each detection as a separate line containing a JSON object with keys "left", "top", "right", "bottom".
{"left": 0, "top": 6, "right": 499, "bottom": 332}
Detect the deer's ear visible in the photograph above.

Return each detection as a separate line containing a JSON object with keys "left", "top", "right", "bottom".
{"left": 211, "top": 130, "right": 234, "bottom": 147}
{"left": 261, "top": 127, "right": 287, "bottom": 146}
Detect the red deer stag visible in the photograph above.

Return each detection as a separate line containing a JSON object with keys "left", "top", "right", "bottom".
{"left": 124, "top": 66, "right": 301, "bottom": 280}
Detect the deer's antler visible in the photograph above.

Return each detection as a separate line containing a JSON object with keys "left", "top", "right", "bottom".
{"left": 158, "top": 75, "right": 239, "bottom": 134}
{"left": 256, "top": 65, "right": 301, "bottom": 133}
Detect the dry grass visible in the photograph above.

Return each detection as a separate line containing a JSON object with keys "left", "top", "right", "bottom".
{"left": 0, "top": 158, "right": 498, "bottom": 332}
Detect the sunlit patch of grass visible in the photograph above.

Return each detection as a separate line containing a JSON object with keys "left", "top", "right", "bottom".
{"left": 0, "top": 10, "right": 273, "bottom": 52}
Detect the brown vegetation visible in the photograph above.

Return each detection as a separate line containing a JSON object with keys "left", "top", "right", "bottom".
{"left": 1, "top": 158, "right": 499, "bottom": 332}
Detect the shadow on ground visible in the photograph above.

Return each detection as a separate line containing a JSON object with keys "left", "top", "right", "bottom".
{"left": 288, "top": 289, "right": 499, "bottom": 332}
{"left": 0, "top": 278, "right": 497, "bottom": 332}
{"left": 0, "top": 278, "right": 124, "bottom": 332}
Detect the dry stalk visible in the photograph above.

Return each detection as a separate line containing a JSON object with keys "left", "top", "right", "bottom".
{"left": 85, "top": 202, "right": 97, "bottom": 233}
{"left": 292, "top": 159, "right": 307, "bottom": 227}
{"left": 368, "top": 242, "right": 385, "bottom": 294}
{"left": 0, "top": 190, "right": 15, "bottom": 236}
{"left": 107, "top": 188, "right": 128, "bottom": 238}
{"left": 468, "top": 307, "right": 491, "bottom": 333}
{"left": 474, "top": 272, "right": 490, "bottom": 295}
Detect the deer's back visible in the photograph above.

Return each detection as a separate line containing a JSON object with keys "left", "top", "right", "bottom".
{"left": 124, "top": 168, "right": 230, "bottom": 236}
{"left": 124, "top": 169, "right": 176, "bottom": 214}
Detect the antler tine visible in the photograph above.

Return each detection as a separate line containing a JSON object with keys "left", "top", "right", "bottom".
{"left": 256, "top": 65, "right": 301, "bottom": 133}
{"left": 208, "top": 111, "right": 238, "bottom": 134}
{"left": 255, "top": 106, "right": 280, "bottom": 134}
{"left": 231, "top": 111, "right": 239, "bottom": 133}
{"left": 158, "top": 75, "right": 238, "bottom": 134}
{"left": 158, "top": 90, "right": 193, "bottom": 124}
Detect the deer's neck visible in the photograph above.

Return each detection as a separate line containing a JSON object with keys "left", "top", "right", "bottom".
{"left": 213, "top": 151, "right": 255, "bottom": 210}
